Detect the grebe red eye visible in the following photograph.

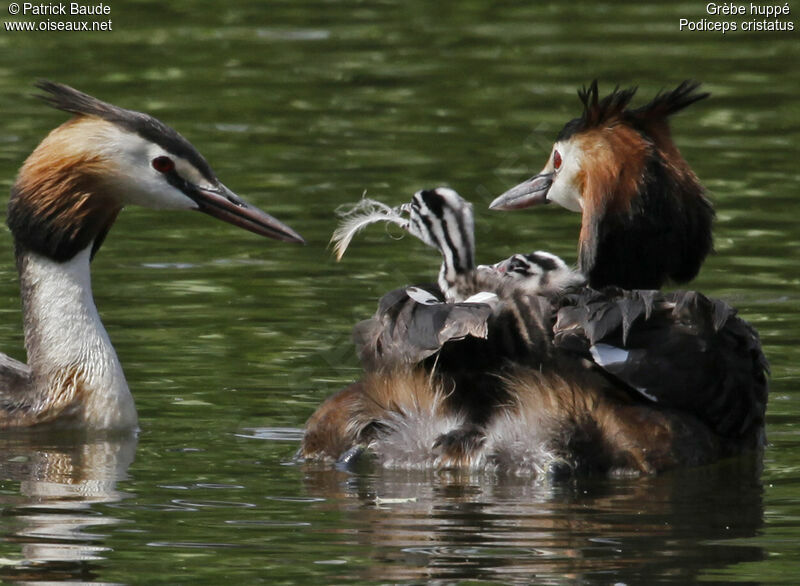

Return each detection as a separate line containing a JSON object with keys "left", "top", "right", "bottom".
{"left": 553, "top": 150, "right": 562, "bottom": 171}
{"left": 151, "top": 156, "right": 175, "bottom": 174}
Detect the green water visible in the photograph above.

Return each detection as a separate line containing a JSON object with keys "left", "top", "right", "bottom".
{"left": 0, "top": 1, "right": 797, "bottom": 583}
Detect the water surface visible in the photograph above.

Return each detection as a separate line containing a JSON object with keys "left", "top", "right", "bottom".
{"left": 0, "top": 1, "right": 797, "bottom": 583}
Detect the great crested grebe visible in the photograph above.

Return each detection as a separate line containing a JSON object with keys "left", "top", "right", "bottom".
{"left": 490, "top": 80, "right": 714, "bottom": 291}
{"left": 301, "top": 188, "right": 767, "bottom": 475}
{"left": 0, "top": 81, "right": 304, "bottom": 430}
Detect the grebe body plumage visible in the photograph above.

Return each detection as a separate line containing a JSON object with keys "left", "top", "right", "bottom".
{"left": 301, "top": 188, "right": 766, "bottom": 476}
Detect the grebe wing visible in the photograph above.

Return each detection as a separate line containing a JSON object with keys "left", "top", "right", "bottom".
{"left": 554, "top": 288, "right": 768, "bottom": 440}
{"left": 0, "top": 352, "right": 32, "bottom": 390}
{"left": 354, "top": 285, "right": 492, "bottom": 371}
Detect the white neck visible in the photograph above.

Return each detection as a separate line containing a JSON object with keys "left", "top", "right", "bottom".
{"left": 18, "top": 245, "right": 136, "bottom": 429}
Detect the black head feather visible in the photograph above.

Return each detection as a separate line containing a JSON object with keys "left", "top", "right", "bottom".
{"left": 34, "top": 80, "right": 216, "bottom": 182}
{"left": 556, "top": 81, "right": 638, "bottom": 141}
{"left": 556, "top": 80, "right": 709, "bottom": 142}
{"left": 629, "top": 80, "right": 710, "bottom": 123}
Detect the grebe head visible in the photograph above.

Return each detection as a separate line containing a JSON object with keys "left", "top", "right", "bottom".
{"left": 490, "top": 80, "right": 714, "bottom": 290}
{"left": 490, "top": 80, "right": 709, "bottom": 213}
{"left": 8, "top": 81, "right": 304, "bottom": 262}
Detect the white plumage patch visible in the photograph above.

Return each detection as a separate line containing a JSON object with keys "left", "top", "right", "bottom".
{"left": 590, "top": 343, "right": 630, "bottom": 368}
{"left": 87, "top": 121, "right": 200, "bottom": 210}
{"left": 463, "top": 291, "right": 498, "bottom": 305}
{"left": 590, "top": 343, "right": 658, "bottom": 402}
{"left": 544, "top": 140, "right": 585, "bottom": 212}
{"left": 406, "top": 287, "right": 439, "bottom": 305}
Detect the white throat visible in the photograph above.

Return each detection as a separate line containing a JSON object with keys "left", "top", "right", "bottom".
{"left": 18, "top": 245, "right": 136, "bottom": 429}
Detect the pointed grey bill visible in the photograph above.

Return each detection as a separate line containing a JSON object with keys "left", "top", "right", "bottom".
{"left": 192, "top": 183, "right": 305, "bottom": 244}
{"left": 489, "top": 173, "right": 554, "bottom": 211}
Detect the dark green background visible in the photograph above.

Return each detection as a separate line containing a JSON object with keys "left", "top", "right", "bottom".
{"left": 0, "top": 1, "right": 797, "bottom": 583}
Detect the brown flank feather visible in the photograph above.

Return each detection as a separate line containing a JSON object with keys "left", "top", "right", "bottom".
{"left": 302, "top": 364, "right": 727, "bottom": 475}
{"left": 504, "top": 366, "right": 724, "bottom": 474}
{"left": 0, "top": 364, "right": 88, "bottom": 428}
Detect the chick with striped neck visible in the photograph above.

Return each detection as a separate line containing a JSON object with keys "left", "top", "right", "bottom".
{"left": 333, "top": 187, "right": 583, "bottom": 303}
{"left": 402, "top": 187, "right": 479, "bottom": 302}
{"left": 1, "top": 81, "right": 304, "bottom": 430}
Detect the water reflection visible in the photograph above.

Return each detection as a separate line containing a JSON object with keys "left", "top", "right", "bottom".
{"left": 303, "top": 457, "right": 765, "bottom": 583}
{"left": 0, "top": 431, "right": 136, "bottom": 584}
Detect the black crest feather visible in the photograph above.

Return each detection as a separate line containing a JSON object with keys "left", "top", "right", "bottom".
{"left": 578, "top": 80, "right": 638, "bottom": 128}
{"left": 34, "top": 80, "right": 215, "bottom": 181}
{"left": 557, "top": 80, "right": 709, "bottom": 141}
{"left": 557, "top": 81, "right": 637, "bottom": 140}
{"left": 630, "top": 80, "right": 710, "bottom": 123}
